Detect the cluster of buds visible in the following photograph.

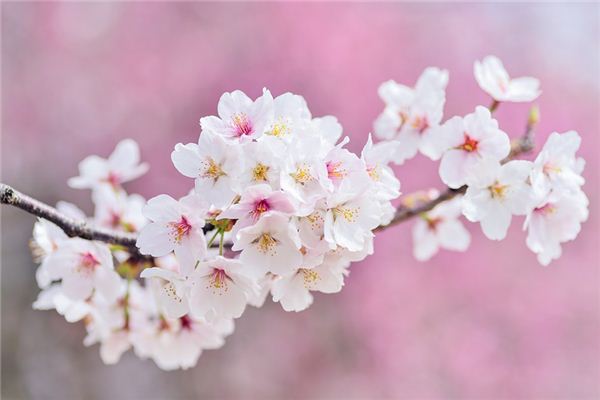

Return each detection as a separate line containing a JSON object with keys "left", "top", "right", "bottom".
{"left": 28, "top": 55, "right": 587, "bottom": 370}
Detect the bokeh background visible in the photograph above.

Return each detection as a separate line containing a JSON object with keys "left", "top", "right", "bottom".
{"left": 2, "top": 2, "right": 599, "bottom": 399}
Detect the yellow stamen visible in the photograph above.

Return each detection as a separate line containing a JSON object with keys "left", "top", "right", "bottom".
{"left": 252, "top": 163, "right": 270, "bottom": 182}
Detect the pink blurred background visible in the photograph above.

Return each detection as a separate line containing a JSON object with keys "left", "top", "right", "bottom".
{"left": 2, "top": 2, "right": 599, "bottom": 399}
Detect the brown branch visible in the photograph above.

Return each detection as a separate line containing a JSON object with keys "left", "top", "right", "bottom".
{"left": 0, "top": 106, "right": 538, "bottom": 248}
{"left": 375, "top": 106, "right": 538, "bottom": 232}
{"left": 0, "top": 183, "right": 140, "bottom": 250}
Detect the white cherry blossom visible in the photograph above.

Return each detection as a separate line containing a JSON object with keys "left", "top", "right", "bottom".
{"left": 435, "top": 106, "right": 511, "bottom": 188}
{"left": 474, "top": 55, "right": 541, "bottom": 102}
{"left": 41, "top": 238, "right": 120, "bottom": 302}
{"left": 324, "top": 192, "right": 382, "bottom": 252}
{"left": 412, "top": 196, "right": 471, "bottom": 261}
{"left": 271, "top": 260, "right": 347, "bottom": 312}
{"left": 136, "top": 193, "right": 208, "bottom": 258}
{"left": 237, "top": 139, "right": 285, "bottom": 189}
{"left": 463, "top": 160, "right": 534, "bottom": 240}
{"left": 92, "top": 186, "right": 147, "bottom": 233}
{"left": 189, "top": 256, "right": 259, "bottom": 319}
{"left": 264, "top": 92, "right": 312, "bottom": 140}
{"left": 68, "top": 139, "right": 149, "bottom": 190}
{"left": 530, "top": 131, "right": 585, "bottom": 196}
{"left": 524, "top": 188, "right": 588, "bottom": 265}
{"left": 374, "top": 67, "right": 448, "bottom": 164}
{"left": 171, "top": 131, "right": 242, "bottom": 208}
{"left": 234, "top": 213, "right": 303, "bottom": 275}
{"left": 200, "top": 89, "right": 274, "bottom": 142}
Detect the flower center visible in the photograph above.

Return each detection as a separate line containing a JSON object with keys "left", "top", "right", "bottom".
{"left": 300, "top": 268, "right": 320, "bottom": 289}
{"left": 208, "top": 268, "right": 231, "bottom": 291}
{"left": 109, "top": 211, "right": 122, "bottom": 228}
{"left": 489, "top": 181, "right": 508, "bottom": 199}
{"left": 411, "top": 115, "right": 429, "bottom": 133}
{"left": 290, "top": 164, "right": 312, "bottom": 185}
{"left": 269, "top": 119, "right": 290, "bottom": 137}
{"left": 231, "top": 113, "right": 253, "bottom": 136}
{"left": 80, "top": 252, "right": 100, "bottom": 270}
{"left": 326, "top": 161, "right": 347, "bottom": 181}
{"left": 168, "top": 216, "right": 192, "bottom": 244}
{"left": 251, "top": 199, "right": 270, "bottom": 221}
{"left": 333, "top": 205, "right": 358, "bottom": 223}
{"left": 180, "top": 315, "right": 193, "bottom": 330}
{"left": 367, "top": 164, "right": 380, "bottom": 181}
{"left": 255, "top": 233, "right": 278, "bottom": 254}
{"left": 460, "top": 133, "right": 479, "bottom": 152}
{"left": 426, "top": 216, "right": 443, "bottom": 231}
{"left": 201, "top": 157, "right": 226, "bottom": 181}
{"left": 252, "top": 163, "right": 270, "bottom": 182}
{"left": 105, "top": 171, "right": 121, "bottom": 187}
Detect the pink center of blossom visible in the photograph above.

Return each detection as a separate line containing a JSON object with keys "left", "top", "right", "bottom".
{"left": 326, "top": 161, "right": 347, "bottom": 181}
{"left": 426, "top": 217, "right": 443, "bottom": 231}
{"left": 180, "top": 315, "right": 192, "bottom": 330}
{"left": 78, "top": 252, "right": 100, "bottom": 274}
{"left": 168, "top": 216, "right": 192, "bottom": 244}
{"left": 208, "top": 268, "right": 231, "bottom": 292}
{"left": 104, "top": 171, "right": 121, "bottom": 187}
{"left": 460, "top": 133, "right": 479, "bottom": 152}
{"left": 109, "top": 210, "right": 121, "bottom": 228}
{"left": 411, "top": 115, "right": 429, "bottom": 134}
{"left": 251, "top": 199, "right": 270, "bottom": 221}
{"left": 534, "top": 203, "right": 557, "bottom": 216}
{"left": 231, "top": 113, "right": 253, "bottom": 136}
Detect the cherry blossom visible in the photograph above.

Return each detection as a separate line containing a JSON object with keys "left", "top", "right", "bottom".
{"left": 200, "top": 89, "right": 274, "bottom": 142}
{"left": 171, "top": 131, "right": 242, "bottom": 208}
{"left": 68, "top": 139, "right": 149, "bottom": 190}
{"left": 474, "top": 55, "right": 541, "bottom": 102}
{"left": 530, "top": 130, "right": 585, "bottom": 196}
{"left": 136, "top": 193, "right": 208, "bottom": 258}
{"left": 188, "top": 256, "right": 259, "bottom": 319}
{"left": 40, "top": 238, "right": 120, "bottom": 302}
{"left": 374, "top": 67, "right": 449, "bottom": 164}
{"left": 234, "top": 213, "right": 303, "bottom": 276}
{"left": 412, "top": 196, "right": 471, "bottom": 261}
{"left": 324, "top": 190, "right": 382, "bottom": 252}
{"left": 218, "top": 184, "right": 296, "bottom": 233}
{"left": 435, "top": 106, "right": 511, "bottom": 189}
{"left": 271, "top": 260, "right": 347, "bottom": 312}
{"left": 524, "top": 189, "right": 588, "bottom": 265}
{"left": 462, "top": 160, "right": 534, "bottom": 240}
{"left": 92, "top": 186, "right": 147, "bottom": 233}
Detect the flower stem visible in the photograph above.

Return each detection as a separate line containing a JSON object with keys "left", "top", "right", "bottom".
{"left": 219, "top": 230, "right": 225, "bottom": 256}
{"left": 207, "top": 229, "right": 220, "bottom": 248}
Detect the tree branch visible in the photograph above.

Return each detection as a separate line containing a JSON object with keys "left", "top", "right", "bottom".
{"left": 0, "top": 106, "right": 538, "bottom": 250}
{"left": 0, "top": 183, "right": 139, "bottom": 249}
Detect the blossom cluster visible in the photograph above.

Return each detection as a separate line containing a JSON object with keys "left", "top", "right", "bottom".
{"left": 31, "top": 91, "right": 400, "bottom": 369}
{"left": 137, "top": 89, "right": 400, "bottom": 317}
{"left": 373, "top": 55, "right": 587, "bottom": 265}
{"left": 32, "top": 141, "right": 237, "bottom": 369}
{"left": 28, "top": 55, "right": 587, "bottom": 370}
